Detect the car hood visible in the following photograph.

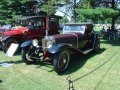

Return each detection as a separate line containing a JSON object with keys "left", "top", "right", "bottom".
{"left": 52, "top": 32, "right": 83, "bottom": 47}
{"left": 4, "top": 27, "right": 28, "bottom": 36}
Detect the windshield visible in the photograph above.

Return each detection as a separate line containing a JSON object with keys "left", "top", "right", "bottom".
{"left": 63, "top": 25, "right": 86, "bottom": 34}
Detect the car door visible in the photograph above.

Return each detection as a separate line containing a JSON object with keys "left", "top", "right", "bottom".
{"left": 26, "top": 26, "right": 44, "bottom": 40}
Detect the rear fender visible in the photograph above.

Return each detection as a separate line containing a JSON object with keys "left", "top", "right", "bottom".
{"left": 21, "top": 40, "right": 32, "bottom": 48}
{"left": 2, "top": 36, "right": 20, "bottom": 44}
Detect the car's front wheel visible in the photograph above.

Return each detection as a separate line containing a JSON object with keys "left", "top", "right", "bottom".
{"left": 53, "top": 48, "right": 70, "bottom": 74}
{"left": 21, "top": 47, "right": 35, "bottom": 64}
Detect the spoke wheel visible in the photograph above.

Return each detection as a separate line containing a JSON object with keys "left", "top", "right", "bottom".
{"left": 21, "top": 47, "right": 35, "bottom": 64}
{"left": 53, "top": 48, "right": 70, "bottom": 74}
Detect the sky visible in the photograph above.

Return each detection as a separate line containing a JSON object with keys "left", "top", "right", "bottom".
{"left": 55, "top": 0, "right": 80, "bottom": 21}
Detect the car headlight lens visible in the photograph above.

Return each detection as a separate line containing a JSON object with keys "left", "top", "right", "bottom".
{"left": 32, "top": 39, "right": 38, "bottom": 47}
{"left": 44, "top": 36, "right": 55, "bottom": 48}
{"left": 46, "top": 40, "right": 53, "bottom": 48}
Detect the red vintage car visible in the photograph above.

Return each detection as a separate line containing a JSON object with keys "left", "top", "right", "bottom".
{"left": 0, "top": 28, "right": 6, "bottom": 49}
{"left": 0, "top": 25, "right": 12, "bottom": 49}
{"left": 2, "top": 15, "right": 61, "bottom": 53}
{"left": 21, "top": 23, "right": 100, "bottom": 74}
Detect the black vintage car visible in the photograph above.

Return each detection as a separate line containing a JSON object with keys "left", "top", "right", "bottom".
{"left": 21, "top": 23, "right": 100, "bottom": 74}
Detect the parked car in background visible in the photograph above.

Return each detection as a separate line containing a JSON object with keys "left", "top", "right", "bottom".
{"left": 0, "top": 24, "right": 12, "bottom": 49}
{"left": 21, "top": 23, "right": 100, "bottom": 74}
{"left": 0, "top": 28, "right": 5, "bottom": 49}
{"left": 2, "top": 15, "right": 61, "bottom": 53}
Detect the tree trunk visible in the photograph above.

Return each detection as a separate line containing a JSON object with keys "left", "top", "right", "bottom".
{"left": 111, "top": 0, "right": 115, "bottom": 30}
{"left": 111, "top": 17, "right": 115, "bottom": 30}
{"left": 73, "top": 0, "right": 76, "bottom": 22}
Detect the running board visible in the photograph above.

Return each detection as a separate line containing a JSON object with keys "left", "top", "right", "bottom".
{"left": 82, "top": 49, "right": 93, "bottom": 54}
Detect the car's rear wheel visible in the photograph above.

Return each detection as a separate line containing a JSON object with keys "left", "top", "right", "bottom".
{"left": 53, "top": 48, "right": 70, "bottom": 74}
{"left": 0, "top": 42, "right": 3, "bottom": 50}
{"left": 21, "top": 47, "right": 35, "bottom": 64}
{"left": 94, "top": 36, "right": 100, "bottom": 53}
{"left": 3, "top": 38, "right": 19, "bottom": 53}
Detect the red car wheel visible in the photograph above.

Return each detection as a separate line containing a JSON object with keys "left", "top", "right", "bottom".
{"left": 3, "top": 38, "right": 18, "bottom": 53}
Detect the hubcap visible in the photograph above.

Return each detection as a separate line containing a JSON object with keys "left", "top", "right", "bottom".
{"left": 63, "top": 59, "right": 67, "bottom": 64}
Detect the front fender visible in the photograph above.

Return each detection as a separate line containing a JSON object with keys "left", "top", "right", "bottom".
{"left": 48, "top": 44, "right": 72, "bottom": 54}
{"left": 2, "top": 36, "right": 11, "bottom": 42}
{"left": 21, "top": 40, "right": 32, "bottom": 48}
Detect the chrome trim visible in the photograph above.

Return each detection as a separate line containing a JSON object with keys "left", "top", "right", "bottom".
{"left": 42, "top": 36, "right": 55, "bottom": 53}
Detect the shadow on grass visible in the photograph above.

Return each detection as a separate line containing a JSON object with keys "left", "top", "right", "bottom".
{"left": 0, "top": 80, "right": 3, "bottom": 83}
{"left": 35, "top": 62, "right": 54, "bottom": 72}
{"left": 100, "top": 38, "right": 120, "bottom": 46}
{"left": 60, "top": 48, "right": 106, "bottom": 75}
{"left": 14, "top": 50, "right": 21, "bottom": 56}
{"left": 0, "top": 60, "right": 23, "bottom": 64}
{"left": 31, "top": 48, "right": 106, "bottom": 74}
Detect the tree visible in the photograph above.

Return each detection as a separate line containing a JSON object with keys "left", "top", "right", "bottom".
{"left": 0, "top": 0, "right": 38, "bottom": 24}
{"left": 76, "top": 0, "right": 120, "bottom": 30}
{"left": 40, "top": 0, "right": 56, "bottom": 15}
{"left": 76, "top": 8, "right": 119, "bottom": 21}
{"left": 0, "top": 0, "right": 65, "bottom": 24}
{"left": 40, "top": 0, "right": 68, "bottom": 15}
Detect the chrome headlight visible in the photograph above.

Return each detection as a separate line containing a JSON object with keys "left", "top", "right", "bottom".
{"left": 46, "top": 40, "right": 53, "bottom": 48}
{"left": 32, "top": 39, "right": 38, "bottom": 47}
{"left": 44, "top": 36, "right": 55, "bottom": 48}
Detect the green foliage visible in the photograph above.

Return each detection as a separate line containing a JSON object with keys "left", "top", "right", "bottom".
{"left": 77, "top": 0, "right": 92, "bottom": 9}
{"left": 40, "top": 0, "right": 61, "bottom": 15}
{"left": 0, "top": 0, "right": 62, "bottom": 24}
{"left": 0, "top": 0, "right": 118, "bottom": 24}
{"left": 0, "top": 0, "right": 37, "bottom": 24}
{"left": 41, "top": 1, "right": 56, "bottom": 15}
{"left": 76, "top": 8, "right": 119, "bottom": 21}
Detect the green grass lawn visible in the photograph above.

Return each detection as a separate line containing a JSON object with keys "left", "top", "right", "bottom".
{"left": 0, "top": 39, "right": 120, "bottom": 90}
